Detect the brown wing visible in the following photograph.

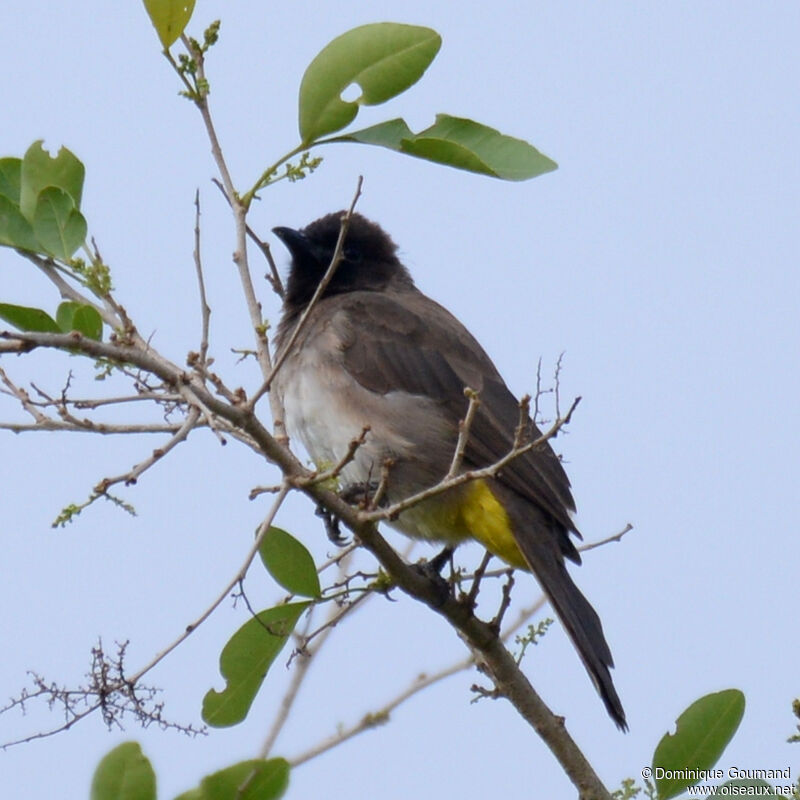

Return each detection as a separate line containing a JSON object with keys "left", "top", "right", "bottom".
{"left": 333, "top": 287, "right": 582, "bottom": 563}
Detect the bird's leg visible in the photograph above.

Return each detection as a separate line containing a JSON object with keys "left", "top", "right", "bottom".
{"left": 411, "top": 546, "right": 456, "bottom": 607}
{"left": 427, "top": 546, "right": 454, "bottom": 575}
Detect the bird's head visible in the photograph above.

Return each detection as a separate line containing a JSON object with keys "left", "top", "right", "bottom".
{"left": 273, "top": 212, "right": 414, "bottom": 310}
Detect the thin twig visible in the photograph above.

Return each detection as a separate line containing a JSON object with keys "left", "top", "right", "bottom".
{"left": 533, "top": 357, "right": 546, "bottom": 424}
{"left": 578, "top": 522, "right": 634, "bottom": 553}
{"left": 554, "top": 352, "right": 565, "bottom": 418}
{"left": 315, "top": 543, "right": 360, "bottom": 574}
{"left": 490, "top": 570, "right": 516, "bottom": 631}
{"left": 172, "top": 384, "right": 226, "bottom": 445}
{"left": 289, "top": 659, "right": 470, "bottom": 768}
{"left": 445, "top": 388, "right": 480, "bottom": 479}
{"left": 24, "top": 254, "right": 122, "bottom": 329}
{"left": 368, "top": 457, "right": 394, "bottom": 510}
{"left": 258, "top": 614, "right": 320, "bottom": 760}
{"left": 301, "top": 589, "right": 373, "bottom": 650}
{"left": 304, "top": 426, "right": 370, "bottom": 486}
{"left": 193, "top": 189, "right": 212, "bottom": 368}
{"left": 125, "top": 483, "right": 290, "bottom": 685}
{"left": 0, "top": 367, "right": 49, "bottom": 423}
{"left": 68, "top": 393, "right": 183, "bottom": 409}
{"left": 94, "top": 406, "right": 201, "bottom": 490}
{"left": 211, "top": 177, "right": 284, "bottom": 298}
{"left": 258, "top": 556, "right": 366, "bottom": 760}
{"left": 513, "top": 394, "right": 532, "bottom": 449}
{"left": 0, "top": 421, "right": 193, "bottom": 435}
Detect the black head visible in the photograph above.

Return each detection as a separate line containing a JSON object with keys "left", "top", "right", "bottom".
{"left": 273, "top": 212, "right": 415, "bottom": 311}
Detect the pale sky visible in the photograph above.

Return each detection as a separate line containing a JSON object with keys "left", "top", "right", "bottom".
{"left": 2, "top": 2, "right": 799, "bottom": 797}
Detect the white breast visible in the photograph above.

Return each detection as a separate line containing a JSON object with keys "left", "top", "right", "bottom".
{"left": 275, "top": 337, "right": 415, "bottom": 488}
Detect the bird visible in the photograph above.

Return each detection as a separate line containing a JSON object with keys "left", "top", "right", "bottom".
{"left": 271, "top": 211, "right": 626, "bottom": 730}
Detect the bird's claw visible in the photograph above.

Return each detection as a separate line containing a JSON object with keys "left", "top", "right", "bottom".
{"left": 315, "top": 504, "right": 349, "bottom": 546}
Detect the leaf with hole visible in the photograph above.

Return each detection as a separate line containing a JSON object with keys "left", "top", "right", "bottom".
{"left": 299, "top": 23, "right": 441, "bottom": 144}
{"left": 19, "top": 141, "right": 84, "bottom": 221}
{"left": 142, "top": 0, "right": 196, "bottom": 49}
{"left": 202, "top": 603, "right": 309, "bottom": 727}
{"left": 653, "top": 689, "right": 745, "bottom": 800}
{"left": 337, "top": 114, "right": 557, "bottom": 181}
{"left": 33, "top": 187, "right": 87, "bottom": 259}
{"left": 0, "top": 302, "right": 61, "bottom": 333}
{"left": 259, "top": 527, "right": 320, "bottom": 598}
{"left": 90, "top": 741, "right": 156, "bottom": 800}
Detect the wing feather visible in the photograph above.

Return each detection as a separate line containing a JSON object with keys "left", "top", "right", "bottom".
{"left": 335, "top": 288, "right": 581, "bottom": 561}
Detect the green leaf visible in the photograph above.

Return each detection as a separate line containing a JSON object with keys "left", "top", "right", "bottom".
{"left": 184, "top": 758, "right": 289, "bottom": 800}
{"left": 56, "top": 301, "right": 103, "bottom": 340}
{"left": 0, "top": 195, "right": 40, "bottom": 252}
{"left": 90, "top": 741, "right": 156, "bottom": 800}
{"left": 404, "top": 114, "right": 557, "bottom": 180}
{"left": 299, "top": 23, "right": 441, "bottom": 144}
{"left": 144, "top": 0, "right": 195, "bottom": 50}
{"left": 335, "top": 117, "right": 414, "bottom": 148}
{"left": 259, "top": 527, "right": 321, "bottom": 598}
{"left": 142, "top": 0, "right": 196, "bottom": 49}
{"left": 19, "top": 141, "right": 85, "bottom": 221}
{"left": 653, "top": 689, "right": 745, "bottom": 800}
{"left": 338, "top": 114, "right": 557, "bottom": 180}
{"left": 0, "top": 157, "right": 22, "bottom": 203}
{"left": 719, "top": 779, "right": 787, "bottom": 798}
{"left": 0, "top": 302, "right": 61, "bottom": 333}
{"left": 32, "top": 187, "right": 87, "bottom": 259}
{"left": 202, "top": 603, "right": 309, "bottom": 727}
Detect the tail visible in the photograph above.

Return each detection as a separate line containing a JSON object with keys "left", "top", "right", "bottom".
{"left": 513, "top": 517, "right": 627, "bottom": 730}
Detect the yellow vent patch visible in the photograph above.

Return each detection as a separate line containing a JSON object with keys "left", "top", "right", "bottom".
{"left": 459, "top": 480, "right": 527, "bottom": 569}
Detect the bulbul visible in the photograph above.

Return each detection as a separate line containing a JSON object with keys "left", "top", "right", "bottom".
{"left": 272, "top": 212, "right": 626, "bottom": 729}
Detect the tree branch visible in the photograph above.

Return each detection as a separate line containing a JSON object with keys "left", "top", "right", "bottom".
{"left": 0, "top": 324, "right": 610, "bottom": 798}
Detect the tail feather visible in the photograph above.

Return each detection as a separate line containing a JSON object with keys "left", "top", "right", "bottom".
{"left": 511, "top": 510, "right": 627, "bottom": 730}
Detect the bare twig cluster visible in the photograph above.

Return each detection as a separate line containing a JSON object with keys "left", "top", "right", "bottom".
{"left": 0, "top": 640, "right": 204, "bottom": 749}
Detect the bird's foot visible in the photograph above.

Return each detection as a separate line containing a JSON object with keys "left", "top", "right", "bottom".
{"left": 317, "top": 481, "right": 383, "bottom": 546}
{"left": 315, "top": 504, "right": 349, "bottom": 546}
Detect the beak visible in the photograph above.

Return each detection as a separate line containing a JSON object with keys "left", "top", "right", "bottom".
{"left": 272, "top": 226, "right": 315, "bottom": 261}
